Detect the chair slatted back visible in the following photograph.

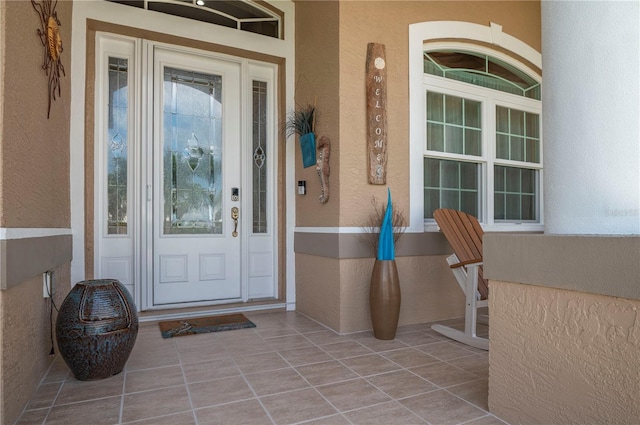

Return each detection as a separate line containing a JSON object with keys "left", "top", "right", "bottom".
{"left": 433, "top": 209, "right": 489, "bottom": 300}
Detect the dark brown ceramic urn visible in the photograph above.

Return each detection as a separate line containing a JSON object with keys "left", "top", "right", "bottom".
{"left": 56, "top": 279, "right": 138, "bottom": 380}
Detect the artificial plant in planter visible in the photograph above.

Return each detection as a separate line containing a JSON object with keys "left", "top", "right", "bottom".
{"left": 285, "top": 104, "right": 316, "bottom": 168}
{"left": 364, "top": 189, "right": 407, "bottom": 340}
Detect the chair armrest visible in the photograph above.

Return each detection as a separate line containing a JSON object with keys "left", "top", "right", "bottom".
{"left": 449, "top": 258, "right": 483, "bottom": 269}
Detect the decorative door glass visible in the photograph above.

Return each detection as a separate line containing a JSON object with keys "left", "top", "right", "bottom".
{"left": 252, "top": 80, "right": 268, "bottom": 233}
{"left": 107, "top": 57, "right": 129, "bottom": 235}
{"left": 162, "top": 67, "right": 222, "bottom": 235}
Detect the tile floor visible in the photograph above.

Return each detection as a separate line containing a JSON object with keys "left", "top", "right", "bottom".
{"left": 16, "top": 311, "right": 506, "bottom": 425}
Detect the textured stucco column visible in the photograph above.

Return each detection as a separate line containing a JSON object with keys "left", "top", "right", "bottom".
{"left": 487, "top": 2, "right": 640, "bottom": 424}
{"left": 489, "top": 281, "right": 640, "bottom": 424}
{"left": 542, "top": 1, "right": 640, "bottom": 235}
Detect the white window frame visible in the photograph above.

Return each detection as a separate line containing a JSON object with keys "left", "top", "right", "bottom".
{"left": 408, "top": 22, "right": 543, "bottom": 233}
{"left": 423, "top": 70, "right": 543, "bottom": 230}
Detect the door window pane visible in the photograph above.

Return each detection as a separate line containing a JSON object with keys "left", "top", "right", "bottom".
{"left": 163, "top": 67, "right": 222, "bottom": 234}
{"left": 107, "top": 57, "right": 129, "bottom": 235}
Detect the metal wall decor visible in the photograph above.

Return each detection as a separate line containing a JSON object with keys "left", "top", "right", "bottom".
{"left": 31, "top": 0, "right": 66, "bottom": 118}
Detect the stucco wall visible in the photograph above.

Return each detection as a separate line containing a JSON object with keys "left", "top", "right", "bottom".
{"left": 295, "top": 0, "right": 541, "bottom": 227}
{"left": 0, "top": 265, "right": 69, "bottom": 425}
{"left": 293, "top": 0, "right": 541, "bottom": 333}
{"left": 0, "top": 0, "right": 71, "bottom": 228}
{"left": 0, "top": 1, "right": 73, "bottom": 423}
{"left": 489, "top": 280, "right": 640, "bottom": 424}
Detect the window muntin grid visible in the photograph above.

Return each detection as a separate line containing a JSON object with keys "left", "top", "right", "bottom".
{"left": 427, "top": 92, "right": 481, "bottom": 156}
{"left": 424, "top": 70, "right": 542, "bottom": 224}
{"left": 496, "top": 106, "right": 540, "bottom": 163}
{"left": 107, "top": 57, "right": 129, "bottom": 235}
{"left": 424, "top": 158, "right": 479, "bottom": 219}
{"left": 494, "top": 165, "right": 537, "bottom": 221}
{"left": 424, "top": 50, "right": 541, "bottom": 100}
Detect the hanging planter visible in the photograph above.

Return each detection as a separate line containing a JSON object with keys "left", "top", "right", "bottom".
{"left": 285, "top": 105, "right": 316, "bottom": 168}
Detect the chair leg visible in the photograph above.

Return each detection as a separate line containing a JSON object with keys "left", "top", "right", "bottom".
{"left": 431, "top": 263, "right": 489, "bottom": 351}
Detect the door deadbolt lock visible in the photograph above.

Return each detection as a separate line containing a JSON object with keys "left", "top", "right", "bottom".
{"left": 231, "top": 187, "right": 239, "bottom": 201}
{"left": 231, "top": 207, "right": 239, "bottom": 237}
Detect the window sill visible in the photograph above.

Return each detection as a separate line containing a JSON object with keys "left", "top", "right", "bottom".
{"left": 424, "top": 222, "right": 544, "bottom": 233}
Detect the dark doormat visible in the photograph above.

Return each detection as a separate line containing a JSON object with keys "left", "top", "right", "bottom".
{"left": 158, "top": 313, "right": 256, "bottom": 338}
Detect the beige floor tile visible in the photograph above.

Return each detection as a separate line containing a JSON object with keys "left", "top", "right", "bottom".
{"left": 125, "top": 365, "right": 184, "bottom": 393}
{"left": 188, "top": 375, "right": 254, "bottom": 408}
{"left": 446, "top": 379, "right": 489, "bottom": 410}
{"left": 122, "top": 411, "right": 197, "bottom": 424}
{"left": 14, "top": 408, "right": 49, "bottom": 424}
{"left": 17, "top": 311, "right": 493, "bottom": 425}
{"left": 415, "top": 340, "right": 479, "bottom": 361}
{"left": 287, "top": 321, "right": 328, "bottom": 333}
{"left": 177, "top": 343, "right": 230, "bottom": 364}
{"left": 266, "top": 334, "right": 314, "bottom": 351}
{"left": 320, "top": 341, "right": 373, "bottom": 359}
{"left": 55, "top": 374, "right": 124, "bottom": 405}
{"left": 348, "top": 332, "right": 409, "bottom": 352}
{"left": 410, "top": 362, "right": 479, "bottom": 388}
{"left": 465, "top": 414, "right": 510, "bottom": 425}
{"left": 243, "top": 367, "right": 310, "bottom": 396}
{"left": 126, "top": 345, "right": 180, "bottom": 371}
{"left": 260, "top": 387, "right": 337, "bottom": 424}
{"left": 233, "top": 351, "right": 290, "bottom": 374}
{"left": 381, "top": 347, "right": 440, "bottom": 368}
{"left": 448, "top": 353, "right": 490, "bottom": 379}
{"left": 400, "top": 389, "right": 486, "bottom": 425}
{"left": 394, "top": 331, "right": 441, "bottom": 346}
{"left": 340, "top": 353, "right": 402, "bottom": 377}
{"left": 255, "top": 326, "right": 298, "bottom": 338}
{"left": 366, "top": 370, "right": 436, "bottom": 399}
{"left": 300, "top": 414, "right": 352, "bottom": 425}
{"left": 182, "top": 357, "right": 240, "bottom": 383}
{"left": 41, "top": 359, "right": 71, "bottom": 384}
{"left": 195, "top": 399, "right": 272, "bottom": 425}
{"left": 24, "top": 381, "right": 62, "bottom": 410}
{"left": 121, "top": 385, "right": 191, "bottom": 423}
{"left": 277, "top": 346, "right": 334, "bottom": 366}
{"left": 316, "top": 378, "right": 391, "bottom": 412}
{"left": 45, "top": 396, "right": 122, "bottom": 425}
{"left": 344, "top": 400, "right": 427, "bottom": 425}
{"left": 295, "top": 360, "right": 358, "bottom": 386}
{"left": 301, "top": 330, "right": 349, "bottom": 346}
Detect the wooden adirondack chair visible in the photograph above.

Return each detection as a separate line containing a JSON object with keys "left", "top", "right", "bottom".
{"left": 432, "top": 209, "right": 489, "bottom": 350}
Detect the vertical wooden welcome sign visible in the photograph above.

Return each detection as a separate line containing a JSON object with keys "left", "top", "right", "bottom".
{"left": 366, "top": 42, "right": 387, "bottom": 185}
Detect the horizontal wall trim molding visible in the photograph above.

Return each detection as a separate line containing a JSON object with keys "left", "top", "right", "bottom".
{"left": 294, "top": 231, "right": 450, "bottom": 259}
{"left": 1, "top": 234, "right": 73, "bottom": 290}
{"left": 0, "top": 228, "right": 72, "bottom": 240}
{"left": 484, "top": 234, "right": 640, "bottom": 301}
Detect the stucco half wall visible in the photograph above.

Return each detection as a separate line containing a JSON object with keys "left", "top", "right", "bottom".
{"left": 485, "top": 234, "right": 640, "bottom": 424}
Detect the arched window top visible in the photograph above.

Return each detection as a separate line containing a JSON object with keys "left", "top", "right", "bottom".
{"left": 424, "top": 50, "right": 541, "bottom": 100}
{"left": 107, "top": 0, "right": 282, "bottom": 39}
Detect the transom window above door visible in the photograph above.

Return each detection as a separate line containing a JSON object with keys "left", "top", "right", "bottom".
{"left": 106, "top": 0, "right": 282, "bottom": 39}
{"left": 423, "top": 49, "right": 542, "bottom": 228}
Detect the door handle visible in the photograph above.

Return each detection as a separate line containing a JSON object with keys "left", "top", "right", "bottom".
{"left": 231, "top": 207, "right": 239, "bottom": 237}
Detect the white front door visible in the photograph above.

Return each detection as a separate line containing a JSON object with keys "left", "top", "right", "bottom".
{"left": 94, "top": 35, "right": 277, "bottom": 310}
{"left": 151, "top": 47, "right": 242, "bottom": 305}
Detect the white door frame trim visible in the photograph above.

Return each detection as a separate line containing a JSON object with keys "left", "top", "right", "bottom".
{"left": 70, "top": 1, "right": 296, "bottom": 310}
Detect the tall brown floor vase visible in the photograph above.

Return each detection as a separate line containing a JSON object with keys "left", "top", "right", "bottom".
{"left": 370, "top": 259, "right": 401, "bottom": 340}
